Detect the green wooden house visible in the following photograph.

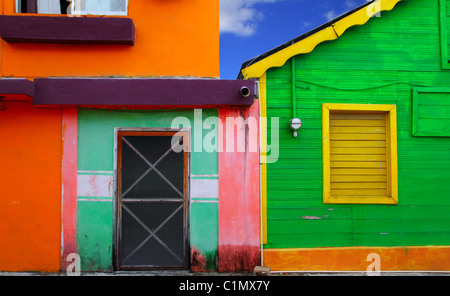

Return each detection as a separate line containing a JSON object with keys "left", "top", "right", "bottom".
{"left": 239, "top": 0, "right": 450, "bottom": 272}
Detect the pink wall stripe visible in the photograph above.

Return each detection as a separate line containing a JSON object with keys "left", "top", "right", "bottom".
{"left": 218, "top": 101, "right": 261, "bottom": 272}
{"left": 61, "top": 107, "right": 78, "bottom": 272}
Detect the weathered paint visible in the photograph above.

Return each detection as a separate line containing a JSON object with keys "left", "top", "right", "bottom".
{"left": 190, "top": 178, "right": 219, "bottom": 199}
{"left": 61, "top": 107, "right": 78, "bottom": 271}
{"left": 264, "top": 246, "right": 450, "bottom": 271}
{"left": 190, "top": 202, "right": 219, "bottom": 272}
{"left": 190, "top": 248, "right": 217, "bottom": 272}
{"left": 0, "top": 0, "right": 219, "bottom": 78}
{"left": 77, "top": 174, "right": 113, "bottom": 198}
{"left": 0, "top": 101, "right": 62, "bottom": 272}
{"left": 190, "top": 248, "right": 206, "bottom": 272}
{"left": 218, "top": 101, "right": 261, "bottom": 272}
{"left": 77, "top": 108, "right": 219, "bottom": 271}
{"left": 189, "top": 175, "right": 219, "bottom": 272}
{"left": 218, "top": 245, "right": 261, "bottom": 273}
{"left": 255, "top": 0, "right": 450, "bottom": 271}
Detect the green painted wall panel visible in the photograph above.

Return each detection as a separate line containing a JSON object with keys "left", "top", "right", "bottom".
{"left": 265, "top": 0, "right": 450, "bottom": 249}
{"left": 77, "top": 109, "right": 218, "bottom": 175}
{"left": 77, "top": 201, "right": 113, "bottom": 272}
{"left": 190, "top": 202, "right": 218, "bottom": 270}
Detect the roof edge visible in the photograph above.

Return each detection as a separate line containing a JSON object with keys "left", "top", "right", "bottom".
{"left": 239, "top": 0, "right": 403, "bottom": 80}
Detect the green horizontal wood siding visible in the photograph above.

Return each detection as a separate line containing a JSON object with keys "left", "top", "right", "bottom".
{"left": 265, "top": 0, "right": 450, "bottom": 249}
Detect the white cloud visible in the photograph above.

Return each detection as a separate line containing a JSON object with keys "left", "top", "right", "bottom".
{"left": 301, "top": 21, "right": 311, "bottom": 29}
{"left": 323, "top": 10, "right": 338, "bottom": 21}
{"left": 345, "top": 0, "right": 357, "bottom": 9}
{"left": 220, "top": 0, "right": 282, "bottom": 37}
{"left": 323, "top": 0, "right": 363, "bottom": 22}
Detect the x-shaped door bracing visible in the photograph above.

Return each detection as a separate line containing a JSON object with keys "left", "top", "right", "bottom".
{"left": 119, "top": 135, "right": 185, "bottom": 267}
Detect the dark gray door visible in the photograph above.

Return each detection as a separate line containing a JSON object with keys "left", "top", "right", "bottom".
{"left": 116, "top": 131, "right": 189, "bottom": 270}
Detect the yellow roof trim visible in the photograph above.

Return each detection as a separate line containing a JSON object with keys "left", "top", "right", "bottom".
{"left": 241, "top": 0, "right": 403, "bottom": 79}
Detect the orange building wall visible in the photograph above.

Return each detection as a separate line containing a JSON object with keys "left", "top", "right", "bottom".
{"left": 0, "top": 0, "right": 220, "bottom": 272}
{"left": 0, "top": 0, "right": 220, "bottom": 78}
{"left": 0, "top": 100, "right": 62, "bottom": 272}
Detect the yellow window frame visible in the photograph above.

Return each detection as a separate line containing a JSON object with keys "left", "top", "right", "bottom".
{"left": 322, "top": 103, "right": 398, "bottom": 204}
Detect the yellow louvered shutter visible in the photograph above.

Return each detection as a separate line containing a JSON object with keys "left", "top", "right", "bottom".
{"left": 329, "top": 112, "right": 388, "bottom": 197}
{"left": 322, "top": 103, "right": 398, "bottom": 204}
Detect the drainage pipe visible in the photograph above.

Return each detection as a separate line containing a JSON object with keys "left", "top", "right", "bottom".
{"left": 291, "top": 57, "right": 297, "bottom": 119}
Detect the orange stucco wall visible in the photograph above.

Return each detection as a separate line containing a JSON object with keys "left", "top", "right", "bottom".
{"left": 0, "top": 0, "right": 219, "bottom": 78}
{"left": 0, "top": 100, "right": 62, "bottom": 272}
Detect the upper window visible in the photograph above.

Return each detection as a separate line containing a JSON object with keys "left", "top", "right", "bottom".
{"left": 439, "top": 0, "right": 450, "bottom": 69}
{"left": 16, "top": 0, "right": 128, "bottom": 16}
{"left": 322, "top": 103, "right": 398, "bottom": 205}
{"left": 412, "top": 87, "right": 450, "bottom": 137}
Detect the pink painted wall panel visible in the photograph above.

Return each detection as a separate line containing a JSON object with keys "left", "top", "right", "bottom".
{"left": 218, "top": 100, "right": 261, "bottom": 272}
{"left": 61, "top": 108, "right": 78, "bottom": 271}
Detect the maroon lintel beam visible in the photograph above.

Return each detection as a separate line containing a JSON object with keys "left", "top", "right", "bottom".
{"left": 0, "top": 15, "right": 135, "bottom": 45}
{"left": 33, "top": 78, "right": 255, "bottom": 106}
{"left": 0, "top": 78, "right": 34, "bottom": 97}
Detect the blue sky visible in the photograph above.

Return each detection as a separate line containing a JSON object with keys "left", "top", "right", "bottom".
{"left": 219, "top": 0, "right": 368, "bottom": 79}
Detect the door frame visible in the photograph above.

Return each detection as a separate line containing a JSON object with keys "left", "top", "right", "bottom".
{"left": 112, "top": 127, "right": 191, "bottom": 270}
